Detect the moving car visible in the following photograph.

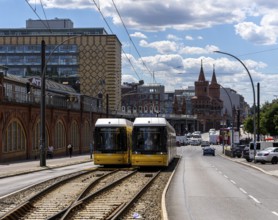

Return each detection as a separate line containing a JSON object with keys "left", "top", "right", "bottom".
{"left": 255, "top": 147, "right": 278, "bottom": 164}
{"left": 201, "top": 141, "right": 210, "bottom": 147}
{"left": 203, "top": 146, "right": 215, "bottom": 156}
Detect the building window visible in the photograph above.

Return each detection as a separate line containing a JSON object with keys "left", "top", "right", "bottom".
{"left": 54, "top": 120, "right": 66, "bottom": 149}
{"left": 69, "top": 120, "right": 79, "bottom": 149}
{"left": 3, "top": 119, "right": 26, "bottom": 153}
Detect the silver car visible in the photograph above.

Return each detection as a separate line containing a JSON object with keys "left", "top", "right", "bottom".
{"left": 255, "top": 147, "right": 278, "bottom": 164}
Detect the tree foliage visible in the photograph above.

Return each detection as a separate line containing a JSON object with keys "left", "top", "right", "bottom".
{"left": 244, "top": 100, "right": 278, "bottom": 136}
{"left": 260, "top": 102, "right": 278, "bottom": 136}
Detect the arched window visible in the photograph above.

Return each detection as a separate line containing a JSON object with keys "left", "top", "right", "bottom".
{"left": 3, "top": 119, "right": 26, "bottom": 153}
{"left": 69, "top": 120, "right": 79, "bottom": 149}
{"left": 144, "top": 106, "right": 148, "bottom": 112}
{"left": 54, "top": 120, "right": 66, "bottom": 149}
{"left": 32, "top": 120, "right": 49, "bottom": 151}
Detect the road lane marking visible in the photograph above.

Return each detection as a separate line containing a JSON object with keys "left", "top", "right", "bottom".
{"left": 224, "top": 175, "right": 228, "bottom": 178}
{"left": 239, "top": 188, "right": 247, "bottom": 194}
{"left": 272, "top": 211, "right": 278, "bottom": 216}
{"left": 248, "top": 195, "right": 261, "bottom": 204}
{"left": 230, "top": 180, "right": 236, "bottom": 184}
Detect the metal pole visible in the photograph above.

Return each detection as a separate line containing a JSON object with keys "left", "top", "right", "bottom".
{"left": 106, "top": 94, "right": 109, "bottom": 118}
{"left": 214, "top": 51, "right": 256, "bottom": 159}
{"left": 40, "top": 35, "right": 82, "bottom": 166}
{"left": 40, "top": 40, "right": 46, "bottom": 167}
{"left": 257, "top": 83, "right": 260, "bottom": 141}
{"left": 90, "top": 104, "right": 93, "bottom": 159}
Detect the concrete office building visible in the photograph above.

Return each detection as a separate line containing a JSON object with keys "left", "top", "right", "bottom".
{"left": 0, "top": 18, "right": 122, "bottom": 111}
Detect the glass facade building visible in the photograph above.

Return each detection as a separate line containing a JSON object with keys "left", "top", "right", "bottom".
{"left": 0, "top": 19, "right": 122, "bottom": 112}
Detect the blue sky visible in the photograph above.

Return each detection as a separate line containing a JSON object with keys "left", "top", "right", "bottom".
{"left": 1, "top": 0, "right": 278, "bottom": 105}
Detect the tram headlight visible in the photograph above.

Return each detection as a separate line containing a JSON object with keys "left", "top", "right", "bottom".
{"left": 156, "top": 152, "right": 166, "bottom": 155}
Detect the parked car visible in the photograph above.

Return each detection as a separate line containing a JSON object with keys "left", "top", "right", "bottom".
{"left": 242, "top": 146, "right": 252, "bottom": 162}
{"left": 203, "top": 146, "right": 215, "bottom": 156}
{"left": 255, "top": 147, "right": 278, "bottom": 164}
{"left": 231, "top": 144, "right": 246, "bottom": 158}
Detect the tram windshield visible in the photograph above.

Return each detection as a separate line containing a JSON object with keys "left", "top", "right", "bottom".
{"left": 132, "top": 127, "right": 167, "bottom": 152}
{"left": 94, "top": 127, "right": 127, "bottom": 152}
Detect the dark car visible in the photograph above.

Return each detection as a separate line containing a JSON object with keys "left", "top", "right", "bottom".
{"left": 231, "top": 144, "right": 246, "bottom": 158}
{"left": 242, "top": 146, "right": 252, "bottom": 162}
{"left": 203, "top": 146, "right": 215, "bottom": 156}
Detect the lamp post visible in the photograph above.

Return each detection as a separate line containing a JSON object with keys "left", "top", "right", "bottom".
{"left": 90, "top": 103, "right": 93, "bottom": 159}
{"left": 40, "top": 35, "right": 82, "bottom": 167}
{"left": 214, "top": 51, "right": 256, "bottom": 159}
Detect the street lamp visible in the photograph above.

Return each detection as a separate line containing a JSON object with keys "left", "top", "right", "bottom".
{"left": 214, "top": 51, "right": 256, "bottom": 159}
{"left": 40, "top": 35, "right": 82, "bottom": 167}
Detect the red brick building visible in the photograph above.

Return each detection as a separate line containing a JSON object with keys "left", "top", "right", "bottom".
{"left": 191, "top": 63, "right": 224, "bottom": 132}
{"left": 0, "top": 72, "right": 103, "bottom": 162}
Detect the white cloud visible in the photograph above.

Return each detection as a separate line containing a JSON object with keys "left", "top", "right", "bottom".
{"left": 180, "top": 45, "right": 219, "bottom": 55}
{"left": 130, "top": 32, "right": 147, "bottom": 39}
{"left": 185, "top": 35, "right": 193, "bottom": 41}
{"left": 235, "top": 21, "right": 277, "bottom": 45}
{"left": 139, "top": 39, "right": 178, "bottom": 54}
{"left": 167, "top": 34, "right": 182, "bottom": 41}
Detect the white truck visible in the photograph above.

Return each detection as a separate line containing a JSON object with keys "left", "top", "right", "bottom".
{"left": 209, "top": 131, "right": 219, "bottom": 145}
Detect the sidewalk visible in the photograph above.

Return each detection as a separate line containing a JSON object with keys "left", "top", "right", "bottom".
{"left": 0, "top": 154, "right": 93, "bottom": 179}
{"left": 221, "top": 154, "right": 278, "bottom": 178}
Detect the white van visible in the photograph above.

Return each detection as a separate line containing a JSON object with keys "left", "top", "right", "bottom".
{"left": 249, "top": 141, "right": 275, "bottom": 161}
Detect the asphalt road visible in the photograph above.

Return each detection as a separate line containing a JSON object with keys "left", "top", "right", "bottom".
{"left": 0, "top": 162, "right": 95, "bottom": 199}
{"left": 166, "top": 145, "right": 278, "bottom": 220}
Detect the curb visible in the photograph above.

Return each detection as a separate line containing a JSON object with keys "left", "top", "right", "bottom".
{"left": 219, "top": 153, "right": 278, "bottom": 178}
{"left": 0, "top": 159, "right": 93, "bottom": 179}
{"left": 161, "top": 156, "right": 182, "bottom": 220}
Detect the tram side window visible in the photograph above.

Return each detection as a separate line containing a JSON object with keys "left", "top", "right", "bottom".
{"left": 137, "top": 133, "right": 145, "bottom": 149}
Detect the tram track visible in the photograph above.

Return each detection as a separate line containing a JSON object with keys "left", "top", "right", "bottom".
{"left": 59, "top": 170, "right": 160, "bottom": 220}
{"left": 0, "top": 168, "right": 132, "bottom": 220}
{"left": 0, "top": 158, "right": 179, "bottom": 220}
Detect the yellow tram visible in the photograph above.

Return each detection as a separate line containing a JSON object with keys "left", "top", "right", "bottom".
{"left": 131, "top": 117, "right": 177, "bottom": 167}
{"left": 93, "top": 118, "right": 133, "bottom": 166}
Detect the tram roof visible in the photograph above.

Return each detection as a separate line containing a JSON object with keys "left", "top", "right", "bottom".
{"left": 95, "top": 118, "right": 133, "bottom": 127}
{"left": 133, "top": 117, "right": 168, "bottom": 126}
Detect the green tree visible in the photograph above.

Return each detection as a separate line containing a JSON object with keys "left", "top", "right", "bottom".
{"left": 261, "top": 102, "right": 278, "bottom": 136}
{"left": 243, "top": 116, "right": 254, "bottom": 134}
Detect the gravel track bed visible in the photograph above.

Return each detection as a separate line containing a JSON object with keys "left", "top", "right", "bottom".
{"left": 67, "top": 171, "right": 153, "bottom": 219}
{"left": 0, "top": 172, "right": 83, "bottom": 216}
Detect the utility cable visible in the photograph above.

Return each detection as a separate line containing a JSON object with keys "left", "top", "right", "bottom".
{"left": 24, "top": 0, "right": 52, "bottom": 32}
{"left": 111, "top": 0, "right": 156, "bottom": 82}
{"left": 92, "top": 0, "right": 142, "bottom": 80}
